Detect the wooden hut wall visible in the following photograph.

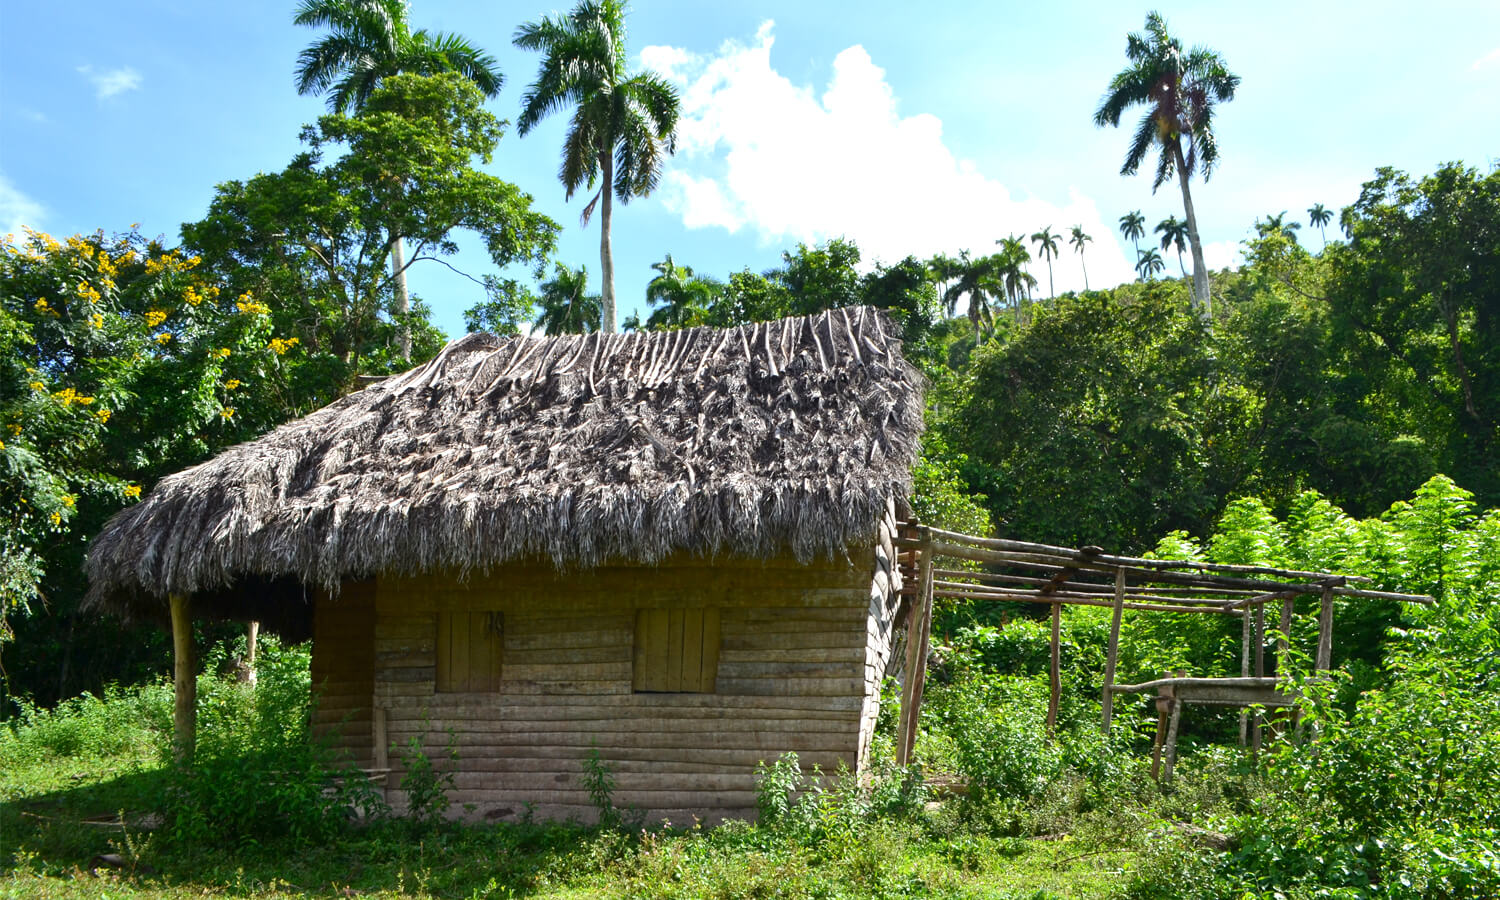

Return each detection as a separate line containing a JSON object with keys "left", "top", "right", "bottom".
{"left": 309, "top": 579, "right": 376, "bottom": 767}
{"left": 857, "top": 502, "right": 903, "bottom": 769}
{"left": 359, "top": 550, "right": 891, "bottom": 824}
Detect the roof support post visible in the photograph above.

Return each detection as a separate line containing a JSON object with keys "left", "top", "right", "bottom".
{"left": 1239, "top": 606, "right": 1252, "bottom": 746}
{"left": 896, "top": 526, "right": 935, "bottom": 768}
{"left": 1046, "top": 601, "right": 1062, "bottom": 738}
{"left": 1100, "top": 568, "right": 1126, "bottom": 735}
{"left": 1252, "top": 603, "right": 1265, "bottom": 756}
{"left": 170, "top": 593, "right": 197, "bottom": 764}
{"left": 1315, "top": 584, "right": 1335, "bottom": 672}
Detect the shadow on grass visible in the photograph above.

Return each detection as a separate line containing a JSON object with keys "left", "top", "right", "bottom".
{"left": 2, "top": 765, "right": 619, "bottom": 897}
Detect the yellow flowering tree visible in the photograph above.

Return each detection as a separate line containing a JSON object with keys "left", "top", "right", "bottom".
{"left": 0, "top": 226, "right": 307, "bottom": 688}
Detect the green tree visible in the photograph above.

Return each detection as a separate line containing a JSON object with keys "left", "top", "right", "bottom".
{"left": 293, "top": 0, "right": 504, "bottom": 359}
{"left": 1069, "top": 225, "right": 1093, "bottom": 291}
{"left": 994, "top": 235, "right": 1037, "bottom": 320}
{"left": 1155, "top": 215, "right": 1189, "bottom": 277}
{"left": 1255, "top": 210, "right": 1301, "bottom": 242}
{"left": 1029, "top": 226, "right": 1062, "bottom": 299}
{"left": 774, "top": 238, "right": 864, "bottom": 316}
{"left": 1136, "top": 248, "right": 1166, "bottom": 279}
{"left": 533, "top": 262, "right": 601, "bottom": 334}
{"left": 1095, "top": 11, "right": 1240, "bottom": 317}
{"left": 934, "top": 251, "right": 1001, "bottom": 345}
{"left": 513, "top": 0, "right": 680, "bottom": 334}
{"left": 185, "top": 74, "right": 557, "bottom": 399}
{"left": 1118, "top": 210, "right": 1146, "bottom": 265}
{"left": 1308, "top": 202, "right": 1333, "bottom": 248}
{"left": 644, "top": 254, "right": 718, "bottom": 330}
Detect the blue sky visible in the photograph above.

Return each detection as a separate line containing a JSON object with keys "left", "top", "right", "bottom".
{"left": 3, "top": 1, "right": 1498, "bottom": 338}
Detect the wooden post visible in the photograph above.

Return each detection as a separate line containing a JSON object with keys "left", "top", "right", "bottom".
{"left": 1149, "top": 695, "right": 1170, "bottom": 780}
{"left": 1100, "top": 569, "right": 1126, "bottom": 735}
{"left": 1239, "top": 606, "right": 1251, "bottom": 746}
{"left": 245, "top": 620, "right": 260, "bottom": 688}
{"left": 896, "top": 528, "right": 935, "bottom": 767}
{"left": 1161, "top": 692, "right": 1183, "bottom": 783}
{"left": 1046, "top": 600, "right": 1061, "bottom": 737}
{"left": 373, "top": 706, "right": 389, "bottom": 770}
{"left": 170, "top": 593, "right": 196, "bottom": 764}
{"left": 1277, "top": 595, "right": 1295, "bottom": 672}
{"left": 1252, "top": 603, "right": 1265, "bottom": 755}
{"left": 1315, "top": 585, "right": 1335, "bottom": 672}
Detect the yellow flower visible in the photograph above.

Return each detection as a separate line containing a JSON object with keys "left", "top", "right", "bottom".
{"left": 53, "top": 387, "right": 78, "bottom": 406}
{"left": 220, "top": 406, "right": 235, "bottom": 419}
{"left": 50, "top": 511, "right": 62, "bottom": 526}
{"left": 182, "top": 286, "right": 202, "bottom": 306}
{"left": 224, "top": 379, "right": 241, "bottom": 391}
{"left": 95, "top": 408, "right": 112, "bottom": 423}
{"left": 145, "top": 310, "right": 168, "bottom": 327}
{"left": 236, "top": 292, "right": 270, "bottom": 315}
{"left": 155, "top": 332, "right": 173, "bottom": 345}
{"left": 0, "top": 439, "right": 5, "bottom": 451}
{"left": 268, "top": 336, "right": 299, "bottom": 355}
{"left": 123, "top": 484, "right": 142, "bottom": 499}
{"left": 76, "top": 396, "right": 94, "bottom": 405}
{"left": 29, "top": 381, "right": 45, "bottom": 392}
{"left": 7, "top": 424, "right": 19, "bottom": 436}
{"left": 185, "top": 255, "right": 202, "bottom": 269}
{"left": 215, "top": 347, "right": 231, "bottom": 359}
{"left": 91, "top": 313, "right": 105, "bottom": 329}
{"left": 61, "top": 495, "right": 75, "bottom": 508}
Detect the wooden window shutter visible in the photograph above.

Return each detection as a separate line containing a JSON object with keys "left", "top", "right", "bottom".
{"left": 632, "top": 608, "right": 720, "bottom": 693}
{"left": 435, "top": 611, "right": 503, "bottom": 692}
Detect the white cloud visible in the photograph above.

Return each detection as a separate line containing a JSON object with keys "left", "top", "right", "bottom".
{"left": 77, "top": 64, "right": 142, "bottom": 99}
{"left": 0, "top": 174, "right": 44, "bottom": 238}
{"left": 1200, "top": 239, "right": 1245, "bottom": 272}
{"left": 1471, "top": 47, "right": 1500, "bottom": 71}
{"left": 643, "top": 23, "right": 1139, "bottom": 296}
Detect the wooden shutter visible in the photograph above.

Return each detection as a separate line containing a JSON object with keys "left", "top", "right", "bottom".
{"left": 435, "top": 611, "right": 503, "bottom": 692}
{"left": 633, "top": 608, "right": 720, "bottom": 693}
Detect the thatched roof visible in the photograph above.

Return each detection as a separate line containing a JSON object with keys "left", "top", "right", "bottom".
{"left": 86, "top": 307, "right": 925, "bottom": 620}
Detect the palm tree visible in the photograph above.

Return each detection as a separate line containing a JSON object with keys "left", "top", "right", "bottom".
{"left": 1095, "top": 12, "right": 1240, "bottom": 318}
{"left": 645, "top": 253, "right": 718, "bottom": 330}
{"left": 514, "top": 0, "right": 680, "bottom": 334}
{"left": 994, "top": 236, "right": 1038, "bottom": 322}
{"left": 294, "top": 0, "right": 503, "bottom": 361}
{"left": 1136, "top": 248, "right": 1166, "bottom": 280}
{"left": 1155, "top": 215, "right": 1189, "bottom": 277}
{"left": 1030, "top": 226, "right": 1062, "bottom": 299}
{"left": 533, "top": 262, "right": 601, "bottom": 334}
{"left": 1119, "top": 210, "right": 1147, "bottom": 265}
{"left": 1069, "top": 225, "right": 1093, "bottom": 290}
{"left": 1308, "top": 203, "right": 1332, "bottom": 248}
{"left": 934, "top": 251, "right": 1001, "bottom": 345}
{"left": 1256, "top": 211, "right": 1301, "bottom": 242}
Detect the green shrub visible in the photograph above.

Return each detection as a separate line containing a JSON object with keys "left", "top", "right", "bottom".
{"left": 0, "top": 682, "right": 170, "bottom": 765}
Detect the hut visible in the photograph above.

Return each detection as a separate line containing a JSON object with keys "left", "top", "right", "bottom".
{"left": 85, "top": 307, "right": 925, "bottom": 823}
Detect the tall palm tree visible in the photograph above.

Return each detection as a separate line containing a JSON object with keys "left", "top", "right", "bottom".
{"left": 1308, "top": 203, "right": 1332, "bottom": 248}
{"left": 294, "top": 0, "right": 503, "bottom": 360}
{"left": 935, "top": 251, "right": 1001, "bottom": 345}
{"left": 1095, "top": 11, "right": 1240, "bottom": 318}
{"left": 645, "top": 253, "right": 718, "bottom": 330}
{"left": 994, "top": 236, "right": 1038, "bottom": 322}
{"left": 1256, "top": 211, "right": 1301, "bottom": 242}
{"left": 1119, "top": 210, "right": 1147, "bottom": 265}
{"left": 514, "top": 0, "right": 680, "bottom": 334}
{"left": 1136, "top": 248, "right": 1166, "bottom": 280}
{"left": 533, "top": 262, "right": 601, "bottom": 334}
{"left": 1155, "top": 215, "right": 1189, "bottom": 277}
{"left": 1069, "top": 225, "right": 1093, "bottom": 290}
{"left": 1030, "top": 226, "right": 1062, "bottom": 299}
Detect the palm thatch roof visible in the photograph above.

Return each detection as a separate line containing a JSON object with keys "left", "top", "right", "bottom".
{"left": 86, "top": 307, "right": 925, "bottom": 621}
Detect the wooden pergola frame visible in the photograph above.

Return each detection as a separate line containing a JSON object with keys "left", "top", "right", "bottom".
{"left": 890, "top": 523, "right": 1432, "bottom": 774}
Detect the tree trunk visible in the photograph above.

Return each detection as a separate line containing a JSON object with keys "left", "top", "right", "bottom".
{"left": 391, "top": 234, "right": 411, "bottom": 360}
{"left": 1080, "top": 254, "right": 1089, "bottom": 291}
{"left": 1172, "top": 140, "right": 1212, "bottom": 321}
{"left": 1046, "top": 258, "right": 1054, "bottom": 299}
{"left": 599, "top": 153, "right": 616, "bottom": 334}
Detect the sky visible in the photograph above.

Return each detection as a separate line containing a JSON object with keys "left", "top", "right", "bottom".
{"left": 2, "top": 1, "right": 1498, "bottom": 339}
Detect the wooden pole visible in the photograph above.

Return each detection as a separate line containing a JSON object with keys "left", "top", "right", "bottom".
{"left": 1100, "top": 569, "right": 1126, "bottom": 735}
{"left": 1315, "top": 585, "right": 1335, "bottom": 672}
{"left": 896, "top": 529, "right": 935, "bottom": 767}
{"left": 1046, "top": 600, "right": 1062, "bottom": 738}
{"left": 245, "top": 620, "right": 260, "bottom": 688}
{"left": 1252, "top": 603, "right": 1265, "bottom": 755}
{"left": 1239, "top": 608, "right": 1251, "bottom": 746}
{"left": 170, "top": 593, "right": 196, "bottom": 764}
{"left": 1161, "top": 692, "right": 1183, "bottom": 783}
{"left": 1277, "top": 595, "right": 1294, "bottom": 671}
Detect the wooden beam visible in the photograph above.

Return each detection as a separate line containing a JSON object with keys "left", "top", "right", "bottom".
{"left": 1100, "top": 569, "right": 1126, "bottom": 735}
{"left": 1252, "top": 603, "right": 1266, "bottom": 755}
{"left": 1161, "top": 695, "right": 1183, "bottom": 783}
{"left": 1239, "top": 606, "right": 1251, "bottom": 746}
{"left": 896, "top": 530, "right": 936, "bottom": 767}
{"left": 170, "top": 593, "right": 196, "bottom": 764}
{"left": 1315, "top": 585, "right": 1335, "bottom": 672}
{"left": 1047, "top": 600, "right": 1061, "bottom": 738}
{"left": 929, "top": 585, "right": 1240, "bottom": 616}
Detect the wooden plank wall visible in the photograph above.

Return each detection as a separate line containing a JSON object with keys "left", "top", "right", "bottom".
{"left": 358, "top": 548, "right": 890, "bottom": 825}
{"left": 310, "top": 579, "right": 375, "bottom": 767}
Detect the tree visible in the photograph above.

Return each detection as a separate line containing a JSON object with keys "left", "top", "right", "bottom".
{"left": 185, "top": 74, "right": 557, "bottom": 396}
{"left": 1155, "top": 215, "right": 1189, "bottom": 277}
{"left": 1255, "top": 211, "right": 1302, "bottom": 242}
{"left": 533, "top": 262, "right": 601, "bottom": 334}
{"left": 1308, "top": 202, "right": 1333, "bottom": 248}
{"left": 1030, "top": 226, "right": 1062, "bottom": 299}
{"left": 1095, "top": 11, "right": 1240, "bottom": 318}
{"left": 995, "top": 235, "right": 1038, "bottom": 320}
{"left": 1119, "top": 210, "right": 1147, "bottom": 265}
{"left": 644, "top": 254, "right": 719, "bottom": 330}
{"left": 294, "top": 0, "right": 504, "bottom": 359}
{"left": 514, "top": 0, "right": 680, "bottom": 334}
{"left": 935, "top": 251, "right": 1002, "bottom": 345}
{"left": 1137, "top": 248, "right": 1166, "bottom": 280}
{"left": 1069, "top": 225, "right": 1093, "bottom": 291}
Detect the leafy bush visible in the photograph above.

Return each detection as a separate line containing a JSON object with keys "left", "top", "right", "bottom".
{"left": 0, "top": 682, "right": 170, "bottom": 765}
